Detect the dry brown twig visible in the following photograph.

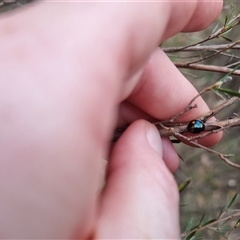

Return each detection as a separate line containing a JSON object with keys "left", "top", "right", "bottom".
{"left": 173, "top": 63, "right": 240, "bottom": 76}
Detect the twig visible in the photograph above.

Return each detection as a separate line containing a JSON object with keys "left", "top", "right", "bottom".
{"left": 226, "top": 60, "right": 240, "bottom": 68}
{"left": 113, "top": 86, "right": 240, "bottom": 168}
{"left": 200, "top": 97, "right": 239, "bottom": 121}
{"left": 183, "top": 41, "right": 240, "bottom": 65}
{"left": 181, "top": 212, "right": 240, "bottom": 238}
{"left": 173, "top": 63, "right": 240, "bottom": 76}
{"left": 113, "top": 97, "right": 240, "bottom": 140}
{"left": 173, "top": 131, "right": 239, "bottom": 169}
{"left": 166, "top": 13, "right": 240, "bottom": 52}
{"left": 162, "top": 44, "right": 240, "bottom": 53}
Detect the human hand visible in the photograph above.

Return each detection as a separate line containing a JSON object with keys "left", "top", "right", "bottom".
{"left": 0, "top": 1, "right": 223, "bottom": 239}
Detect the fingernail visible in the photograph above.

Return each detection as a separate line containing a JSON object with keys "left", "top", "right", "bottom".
{"left": 146, "top": 123, "right": 162, "bottom": 156}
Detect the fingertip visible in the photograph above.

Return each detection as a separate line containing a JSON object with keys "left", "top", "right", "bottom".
{"left": 183, "top": 0, "right": 223, "bottom": 32}
{"left": 110, "top": 120, "right": 163, "bottom": 168}
{"left": 109, "top": 120, "right": 180, "bottom": 181}
{"left": 146, "top": 122, "right": 162, "bottom": 157}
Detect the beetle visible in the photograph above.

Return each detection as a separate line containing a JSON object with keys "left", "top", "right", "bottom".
{"left": 187, "top": 119, "right": 205, "bottom": 134}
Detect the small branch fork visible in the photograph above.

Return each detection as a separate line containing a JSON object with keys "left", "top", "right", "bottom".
{"left": 113, "top": 84, "right": 240, "bottom": 169}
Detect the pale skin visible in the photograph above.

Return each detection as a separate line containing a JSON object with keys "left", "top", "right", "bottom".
{"left": 0, "top": 1, "right": 223, "bottom": 239}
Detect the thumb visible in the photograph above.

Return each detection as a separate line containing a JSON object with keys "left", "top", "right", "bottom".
{"left": 95, "top": 120, "right": 180, "bottom": 239}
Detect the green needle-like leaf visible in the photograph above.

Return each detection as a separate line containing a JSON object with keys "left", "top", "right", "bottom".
{"left": 215, "top": 88, "right": 240, "bottom": 98}
{"left": 227, "top": 193, "right": 239, "bottom": 209}
{"left": 179, "top": 178, "right": 191, "bottom": 193}
{"left": 186, "top": 231, "right": 197, "bottom": 240}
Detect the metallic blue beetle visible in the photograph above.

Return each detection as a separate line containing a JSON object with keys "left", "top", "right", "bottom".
{"left": 187, "top": 119, "right": 205, "bottom": 134}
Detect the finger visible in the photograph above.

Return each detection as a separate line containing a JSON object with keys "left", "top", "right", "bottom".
{"left": 181, "top": 0, "right": 223, "bottom": 32}
{"left": 96, "top": 120, "right": 180, "bottom": 239}
{"left": 162, "top": 0, "right": 223, "bottom": 38}
{"left": 117, "top": 101, "right": 154, "bottom": 126}
{"left": 129, "top": 48, "right": 209, "bottom": 120}
{"left": 162, "top": 137, "right": 180, "bottom": 172}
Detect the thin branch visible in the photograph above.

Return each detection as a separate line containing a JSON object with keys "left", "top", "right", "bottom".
{"left": 200, "top": 97, "right": 239, "bottom": 121}
{"left": 226, "top": 60, "right": 240, "bottom": 68}
{"left": 113, "top": 86, "right": 240, "bottom": 168}
{"left": 218, "top": 52, "right": 240, "bottom": 60}
{"left": 181, "top": 212, "right": 240, "bottom": 238}
{"left": 162, "top": 43, "right": 240, "bottom": 53}
{"left": 174, "top": 63, "right": 240, "bottom": 75}
{"left": 174, "top": 131, "right": 239, "bottom": 168}
{"left": 167, "top": 13, "right": 240, "bottom": 52}
{"left": 183, "top": 41, "right": 240, "bottom": 65}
